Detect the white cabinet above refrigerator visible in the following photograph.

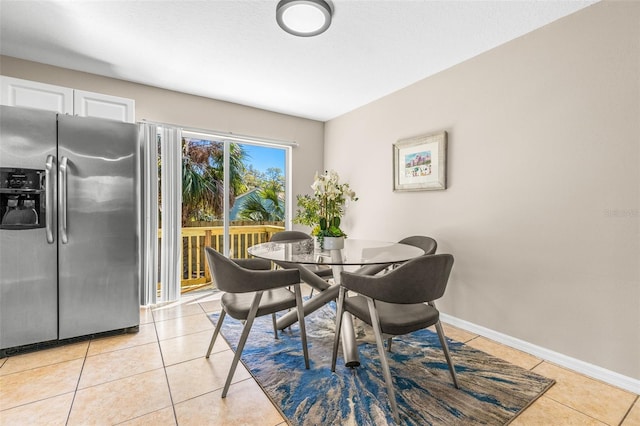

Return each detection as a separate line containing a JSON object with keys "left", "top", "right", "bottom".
{"left": 0, "top": 76, "right": 135, "bottom": 123}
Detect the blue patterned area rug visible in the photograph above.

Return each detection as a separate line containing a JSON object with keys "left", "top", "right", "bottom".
{"left": 208, "top": 304, "right": 554, "bottom": 425}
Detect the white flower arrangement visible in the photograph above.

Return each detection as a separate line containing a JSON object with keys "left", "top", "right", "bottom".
{"left": 294, "top": 170, "right": 358, "bottom": 239}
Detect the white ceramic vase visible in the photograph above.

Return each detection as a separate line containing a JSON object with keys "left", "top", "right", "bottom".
{"left": 321, "top": 236, "right": 345, "bottom": 250}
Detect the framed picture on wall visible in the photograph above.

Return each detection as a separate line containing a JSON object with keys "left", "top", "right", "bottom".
{"left": 393, "top": 131, "right": 447, "bottom": 191}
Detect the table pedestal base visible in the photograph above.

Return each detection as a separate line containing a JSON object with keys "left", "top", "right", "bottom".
{"left": 339, "top": 312, "right": 360, "bottom": 368}
{"left": 329, "top": 249, "right": 361, "bottom": 368}
{"left": 273, "top": 248, "right": 361, "bottom": 367}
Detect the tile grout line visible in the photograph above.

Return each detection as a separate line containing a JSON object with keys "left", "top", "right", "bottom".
{"left": 0, "top": 373, "right": 78, "bottom": 413}
{"left": 64, "top": 338, "right": 91, "bottom": 426}
{"left": 543, "top": 393, "right": 619, "bottom": 425}
{"left": 160, "top": 298, "right": 269, "bottom": 419}
{"left": 153, "top": 311, "right": 206, "bottom": 324}
{"left": 618, "top": 394, "right": 639, "bottom": 426}
{"left": 151, "top": 306, "right": 180, "bottom": 425}
{"left": 529, "top": 359, "right": 545, "bottom": 371}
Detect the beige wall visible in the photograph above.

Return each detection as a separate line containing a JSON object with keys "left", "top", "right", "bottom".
{"left": 0, "top": 56, "right": 325, "bottom": 204}
{"left": 326, "top": 1, "right": 639, "bottom": 380}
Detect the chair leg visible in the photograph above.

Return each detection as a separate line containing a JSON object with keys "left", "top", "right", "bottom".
{"left": 272, "top": 313, "right": 279, "bottom": 339}
{"left": 434, "top": 319, "right": 459, "bottom": 389}
{"left": 330, "top": 286, "right": 346, "bottom": 372}
{"left": 222, "top": 291, "right": 263, "bottom": 398}
{"left": 367, "top": 297, "right": 399, "bottom": 423}
{"left": 386, "top": 337, "right": 393, "bottom": 352}
{"left": 294, "top": 284, "right": 310, "bottom": 369}
{"left": 429, "top": 303, "right": 459, "bottom": 389}
{"left": 206, "top": 309, "right": 226, "bottom": 358}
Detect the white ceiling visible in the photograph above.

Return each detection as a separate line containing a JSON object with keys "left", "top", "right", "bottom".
{"left": 0, "top": 0, "right": 598, "bottom": 122}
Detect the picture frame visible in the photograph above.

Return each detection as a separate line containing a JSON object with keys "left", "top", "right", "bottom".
{"left": 393, "top": 131, "right": 447, "bottom": 191}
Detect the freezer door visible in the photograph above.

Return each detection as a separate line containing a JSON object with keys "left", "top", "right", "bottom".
{"left": 57, "top": 114, "right": 139, "bottom": 339}
{"left": 0, "top": 106, "right": 58, "bottom": 350}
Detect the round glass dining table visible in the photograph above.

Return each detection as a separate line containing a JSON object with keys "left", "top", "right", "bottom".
{"left": 247, "top": 238, "right": 425, "bottom": 367}
{"left": 247, "top": 238, "right": 424, "bottom": 268}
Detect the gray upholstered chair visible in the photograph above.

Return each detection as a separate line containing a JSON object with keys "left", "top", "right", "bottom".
{"left": 204, "top": 247, "right": 309, "bottom": 398}
{"left": 353, "top": 235, "right": 438, "bottom": 279}
{"left": 398, "top": 235, "right": 437, "bottom": 256}
{"left": 269, "top": 231, "right": 334, "bottom": 298}
{"left": 383, "top": 235, "right": 438, "bottom": 351}
{"left": 270, "top": 230, "right": 334, "bottom": 283}
{"left": 331, "top": 253, "right": 459, "bottom": 422}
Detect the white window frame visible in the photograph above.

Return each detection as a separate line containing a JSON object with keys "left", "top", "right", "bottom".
{"left": 181, "top": 129, "right": 296, "bottom": 256}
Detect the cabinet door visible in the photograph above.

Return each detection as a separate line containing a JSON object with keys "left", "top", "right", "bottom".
{"left": 74, "top": 89, "right": 135, "bottom": 123}
{"left": 0, "top": 76, "right": 73, "bottom": 114}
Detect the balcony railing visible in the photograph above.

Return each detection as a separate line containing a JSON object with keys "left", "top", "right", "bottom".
{"left": 159, "top": 224, "right": 285, "bottom": 292}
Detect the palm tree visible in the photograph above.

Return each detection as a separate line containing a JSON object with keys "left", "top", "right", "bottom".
{"left": 237, "top": 187, "right": 284, "bottom": 221}
{"left": 182, "top": 138, "right": 246, "bottom": 226}
{"left": 238, "top": 167, "right": 285, "bottom": 222}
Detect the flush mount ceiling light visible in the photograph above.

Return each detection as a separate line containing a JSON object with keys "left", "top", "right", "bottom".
{"left": 276, "top": 0, "right": 333, "bottom": 37}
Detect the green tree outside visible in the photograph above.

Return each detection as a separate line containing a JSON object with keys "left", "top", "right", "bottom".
{"left": 181, "top": 138, "right": 285, "bottom": 225}
{"left": 181, "top": 138, "right": 246, "bottom": 226}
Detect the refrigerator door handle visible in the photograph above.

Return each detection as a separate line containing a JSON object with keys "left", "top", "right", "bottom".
{"left": 59, "top": 156, "right": 69, "bottom": 244}
{"left": 45, "top": 155, "right": 55, "bottom": 244}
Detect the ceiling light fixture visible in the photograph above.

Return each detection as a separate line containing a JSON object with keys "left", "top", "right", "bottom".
{"left": 276, "top": 0, "right": 333, "bottom": 37}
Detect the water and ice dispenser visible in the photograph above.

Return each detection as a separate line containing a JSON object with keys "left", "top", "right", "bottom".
{"left": 0, "top": 168, "right": 46, "bottom": 229}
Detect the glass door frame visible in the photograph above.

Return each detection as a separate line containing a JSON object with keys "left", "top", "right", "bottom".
{"left": 181, "top": 130, "right": 295, "bottom": 257}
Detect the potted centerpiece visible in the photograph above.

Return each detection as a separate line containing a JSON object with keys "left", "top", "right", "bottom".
{"left": 294, "top": 170, "right": 357, "bottom": 250}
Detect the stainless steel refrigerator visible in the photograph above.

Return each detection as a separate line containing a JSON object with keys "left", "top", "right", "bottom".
{"left": 0, "top": 105, "right": 140, "bottom": 352}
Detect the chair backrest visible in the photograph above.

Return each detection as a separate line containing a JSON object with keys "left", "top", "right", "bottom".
{"left": 205, "top": 247, "right": 299, "bottom": 293}
{"left": 398, "top": 235, "right": 437, "bottom": 255}
{"left": 270, "top": 230, "right": 312, "bottom": 242}
{"left": 205, "top": 247, "right": 250, "bottom": 293}
{"left": 341, "top": 253, "right": 454, "bottom": 304}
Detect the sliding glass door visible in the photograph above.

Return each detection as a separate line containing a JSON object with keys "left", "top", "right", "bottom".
{"left": 142, "top": 124, "right": 292, "bottom": 301}
{"left": 180, "top": 133, "right": 289, "bottom": 293}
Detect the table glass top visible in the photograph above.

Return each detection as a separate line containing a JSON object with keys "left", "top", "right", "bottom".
{"left": 247, "top": 239, "right": 424, "bottom": 266}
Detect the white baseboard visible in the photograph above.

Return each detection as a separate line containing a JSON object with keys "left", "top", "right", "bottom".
{"left": 439, "top": 313, "right": 640, "bottom": 395}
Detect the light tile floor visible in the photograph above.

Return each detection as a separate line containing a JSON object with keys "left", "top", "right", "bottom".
{"left": 1, "top": 287, "right": 638, "bottom": 425}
